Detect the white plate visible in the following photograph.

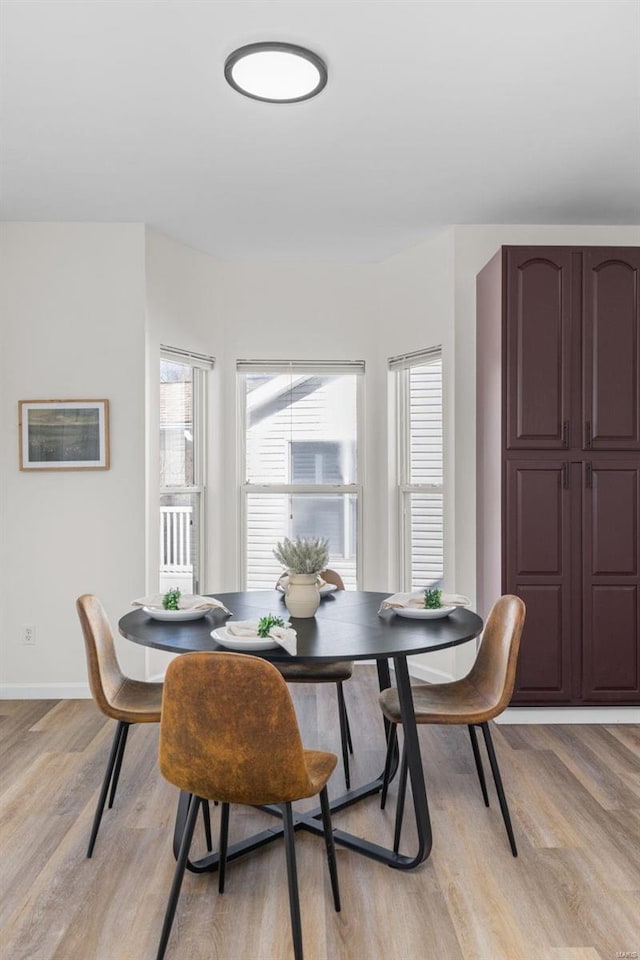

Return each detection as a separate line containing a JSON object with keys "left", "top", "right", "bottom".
{"left": 276, "top": 581, "right": 337, "bottom": 596}
{"left": 211, "top": 627, "right": 279, "bottom": 651}
{"left": 319, "top": 582, "right": 338, "bottom": 595}
{"left": 143, "top": 606, "right": 207, "bottom": 622}
{"left": 394, "top": 605, "right": 457, "bottom": 620}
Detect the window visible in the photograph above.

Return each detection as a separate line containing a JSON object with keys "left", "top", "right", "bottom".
{"left": 238, "top": 361, "right": 363, "bottom": 589}
{"left": 391, "top": 348, "right": 444, "bottom": 591}
{"left": 159, "top": 347, "right": 213, "bottom": 594}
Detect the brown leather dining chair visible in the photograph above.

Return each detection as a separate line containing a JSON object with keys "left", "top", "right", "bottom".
{"left": 76, "top": 595, "right": 213, "bottom": 859}
{"left": 379, "top": 594, "right": 526, "bottom": 857}
{"left": 275, "top": 568, "right": 355, "bottom": 788}
{"left": 156, "top": 651, "right": 341, "bottom": 960}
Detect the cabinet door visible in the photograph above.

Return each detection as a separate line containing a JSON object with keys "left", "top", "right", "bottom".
{"left": 505, "top": 249, "right": 573, "bottom": 450}
{"left": 505, "top": 461, "right": 574, "bottom": 702}
{"left": 582, "top": 461, "right": 640, "bottom": 702}
{"left": 583, "top": 249, "right": 640, "bottom": 451}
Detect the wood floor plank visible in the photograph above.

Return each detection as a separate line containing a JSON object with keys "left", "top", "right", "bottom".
{"left": 532, "top": 725, "right": 640, "bottom": 808}
{"left": 0, "top": 669, "right": 637, "bottom": 959}
{"left": 540, "top": 949, "right": 603, "bottom": 959}
{"left": 604, "top": 723, "right": 640, "bottom": 756}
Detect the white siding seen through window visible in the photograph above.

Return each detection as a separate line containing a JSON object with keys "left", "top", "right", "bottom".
{"left": 240, "top": 364, "right": 362, "bottom": 589}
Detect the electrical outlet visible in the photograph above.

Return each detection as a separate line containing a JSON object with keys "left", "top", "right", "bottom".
{"left": 23, "top": 625, "right": 35, "bottom": 646}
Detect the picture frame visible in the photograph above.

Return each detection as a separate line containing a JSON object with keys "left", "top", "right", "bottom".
{"left": 19, "top": 399, "right": 110, "bottom": 471}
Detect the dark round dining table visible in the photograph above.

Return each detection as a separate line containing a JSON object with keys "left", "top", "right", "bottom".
{"left": 119, "top": 590, "right": 483, "bottom": 871}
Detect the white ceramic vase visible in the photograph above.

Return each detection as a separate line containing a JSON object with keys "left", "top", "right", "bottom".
{"left": 284, "top": 573, "right": 320, "bottom": 618}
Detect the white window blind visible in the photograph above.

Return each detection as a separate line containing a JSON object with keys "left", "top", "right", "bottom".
{"left": 393, "top": 348, "right": 444, "bottom": 591}
{"left": 161, "top": 345, "right": 215, "bottom": 370}
{"left": 237, "top": 359, "right": 365, "bottom": 375}
{"left": 388, "top": 346, "right": 441, "bottom": 372}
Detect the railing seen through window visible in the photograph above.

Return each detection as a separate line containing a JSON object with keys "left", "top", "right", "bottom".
{"left": 159, "top": 348, "right": 212, "bottom": 595}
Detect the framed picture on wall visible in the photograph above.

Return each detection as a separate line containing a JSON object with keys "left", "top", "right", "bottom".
{"left": 19, "top": 399, "right": 110, "bottom": 470}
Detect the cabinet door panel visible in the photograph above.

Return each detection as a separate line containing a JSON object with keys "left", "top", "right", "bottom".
{"left": 583, "top": 462, "right": 640, "bottom": 701}
{"left": 513, "top": 585, "right": 567, "bottom": 694}
{"left": 583, "top": 250, "right": 640, "bottom": 450}
{"left": 590, "top": 466, "right": 638, "bottom": 575}
{"left": 506, "top": 249, "right": 572, "bottom": 449}
{"left": 514, "top": 467, "right": 564, "bottom": 574}
{"left": 506, "top": 461, "right": 573, "bottom": 702}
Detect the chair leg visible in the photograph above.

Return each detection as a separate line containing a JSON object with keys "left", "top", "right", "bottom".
{"left": 107, "top": 722, "right": 130, "bottom": 809}
{"left": 202, "top": 800, "right": 213, "bottom": 852}
{"left": 319, "top": 787, "right": 341, "bottom": 912}
{"left": 336, "top": 682, "right": 351, "bottom": 790}
{"left": 87, "top": 720, "right": 126, "bottom": 858}
{"left": 156, "top": 795, "right": 201, "bottom": 960}
{"left": 393, "top": 742, "right": 409, "bottom": 854}
{"left": 480, "top": 722, "right": 518, "bottom": 857}
{"left": 468, "top": 724, "right": 490, "bottom": 807}
{"left": 218, "top": 802, "right": 230, "bottom": 894}
{"left": 380, "top": 723, "right": 397, "bottom": 810}
{"left": 341, "top": 686, "right": 354, "bottom": 755}
{"left": 282, "top": 802, "right": 304, "bottom": 960}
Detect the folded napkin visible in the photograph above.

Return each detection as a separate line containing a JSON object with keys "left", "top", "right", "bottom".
{"left": 226, "top": 620, "right": 297, "bottom": 655}
{"left": 132, "top": 594, "right": 231, "bottom": 614}
{"left": 378, "top": 591, "right": 471, "bottom": 613}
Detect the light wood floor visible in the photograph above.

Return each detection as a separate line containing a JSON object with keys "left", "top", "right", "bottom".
{"left": 1, "top": 667, "right": 638, "bottom": 960}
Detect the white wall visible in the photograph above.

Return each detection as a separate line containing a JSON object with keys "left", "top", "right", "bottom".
{"left": 144, "top": 229, "right": 225, "bottom": 680}
{"left": 144, "top": 228, "right": 457, "bottom": 681}
{"left": 376, "top": 230, "right": 455, "bottom": 587}
{"left": 0, "top": 223, "right": 147, "bottom": 695}
{"left": 375, "top": 230, "right": 457, "bottom": 681}
{"left": 5, "top": 222, "right": 637, "bottom": 696}
{"left": 213, "top": 257, "right": 385, "bottom": 591}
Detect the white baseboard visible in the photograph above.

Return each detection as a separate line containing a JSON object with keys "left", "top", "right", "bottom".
{"left": 1, "top": 676, "right": 637, "bottom": 725}
{"left": 0, "top": 682, "right": 91, "bottom": 700}
{"left": 359, "top": 664, "right": 637, "bottom": 724}
{"left": 495, "top": 706, "right": 639, "bottom": 724}
{"left": 146, "top": 664, "right": 456, "bottom": 685}
{"left": 407, "top": 662, "right": 455, "bottom": 684}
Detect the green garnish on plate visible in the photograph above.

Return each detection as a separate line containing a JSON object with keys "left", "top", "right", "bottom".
{"left": 162, "top": 588, "right": 182, "bottom": 611}
{"left": 424, "top": 588, "right": 442, "bottom": 610}
{"left": 257, "top": 614, "right": 285, "bottom": 638}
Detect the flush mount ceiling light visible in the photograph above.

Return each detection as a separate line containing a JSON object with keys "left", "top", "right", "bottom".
{"left": 224, "top": 42, "right": 327, "bottom": 103}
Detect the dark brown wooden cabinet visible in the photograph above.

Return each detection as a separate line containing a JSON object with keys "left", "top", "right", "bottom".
{"left": 505, "top": 461, "right": 574, "bottom": 702}
{"left": 505, "top": 249, "right": 573, "bottom": 451}
{"left": 583, "top": 250, "right": 640, "bottom": 451}
{"left": 477, "top": 245, "right": 640, "bottom": 706}
{"left": 582, "top": 461, "right": 640, "bottom": 701}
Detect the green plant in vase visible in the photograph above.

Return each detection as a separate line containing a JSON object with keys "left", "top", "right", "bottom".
{"left": 273, "top": 536, "right": 329, "bottom": 575}
{"left": 273, "top": 537, "right": 330, "bottom": 618}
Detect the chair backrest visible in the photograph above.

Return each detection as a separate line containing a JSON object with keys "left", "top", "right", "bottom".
{"left": 467, "top": 595, "right": 526, "bottom": 717}
{"left": 160, "top": 651, "right": 321, "bottom": 805}
{"left": 320, "top": 569, "right": 345, "bottom": 590}
{"left": 76, "top": 594, "right": 127, "bottom": 719}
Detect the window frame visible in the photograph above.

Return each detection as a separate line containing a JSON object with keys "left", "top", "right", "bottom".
{"left": 393, "top": 348, "right": 444, "bottom": 592}
{"left": 237, "top": 362, "right": 364, "bottom": 589}
{"left": 159, "top": 346, "right": 212, "bottom": 595}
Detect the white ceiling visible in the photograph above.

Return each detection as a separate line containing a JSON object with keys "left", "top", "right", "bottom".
{"left": 1, "top": 0, "right": 639, "bottom": 262}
